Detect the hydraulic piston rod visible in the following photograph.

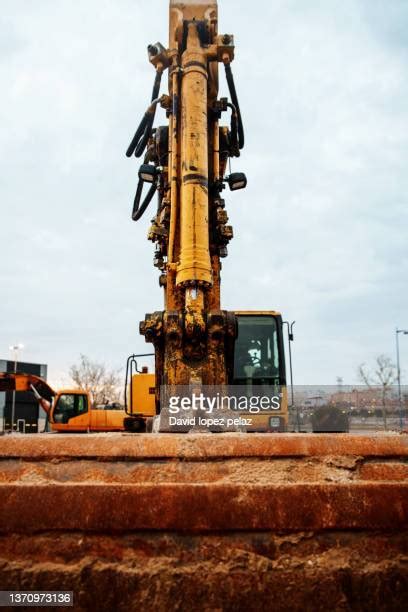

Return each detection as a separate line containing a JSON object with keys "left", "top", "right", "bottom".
{"left": 177, "top": 22, "right": 212, "bottom": 289}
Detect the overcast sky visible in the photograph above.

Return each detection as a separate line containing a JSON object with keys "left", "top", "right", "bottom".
{"left": 1, "top": 0, "right": 407, "bottom": 386}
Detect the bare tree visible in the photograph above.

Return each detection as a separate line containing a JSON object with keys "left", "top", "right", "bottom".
{"left": 358, "top": 354, "right": 397, "bottom": 430}
{"left": 69, "top": 355, "right": 122, "bottom": 406}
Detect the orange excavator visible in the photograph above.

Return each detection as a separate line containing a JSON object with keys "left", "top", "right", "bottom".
{"left": 0, "top": 371, "right": 154, "bottom": 432}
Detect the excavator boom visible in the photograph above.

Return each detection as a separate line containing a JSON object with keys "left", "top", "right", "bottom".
{"left": 127, "top": 0, "right": 253, "bottom": 417}
{"left": 0, "top": 372, "right": 55, "bottom": 398}
{"left": 0, "top": 372, "right": 55, "bottom": 416}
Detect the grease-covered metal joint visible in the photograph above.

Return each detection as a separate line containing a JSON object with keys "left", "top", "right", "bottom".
{"left": 140, "top": 312, "right": 164, "bottom": 343}
{"left": 159, "top": 95, "right": 172, "bottom": 110}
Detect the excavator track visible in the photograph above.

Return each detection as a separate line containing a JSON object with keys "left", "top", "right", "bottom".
{"left": 1, "top": 433, "right": 407, "bottom": 610}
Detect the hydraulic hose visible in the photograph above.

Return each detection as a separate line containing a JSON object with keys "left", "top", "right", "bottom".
{"left": 227, "top": 101, "right": 239, "bottom": 156}
{"left": 151, "top": 68, "right": 162, "bottom": 102}
{"left": 126, "top": 114, "right": 149, "bottom": 157}
{"left": 126, "top": 69, "right": 163, "bottom": 158}
{"left": 126, "top": 97, "right": 161, "bottom": 158}
{"left": 134, "top": 102, "right": 157, "bottom": 158}
{"left": 131, "top": 177, "right": 157, "bottom": 221}
{"left": 224, "top": 62, "right": 244, "bottom": 149}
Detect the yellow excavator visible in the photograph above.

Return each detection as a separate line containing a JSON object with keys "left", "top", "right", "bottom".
{"left": 124, "top": 0, "right": 294, "bottom": 432}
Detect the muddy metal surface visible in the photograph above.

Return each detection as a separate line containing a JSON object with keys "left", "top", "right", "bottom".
{"left": 0, "top": 433, "right": 407, "bottom": 611}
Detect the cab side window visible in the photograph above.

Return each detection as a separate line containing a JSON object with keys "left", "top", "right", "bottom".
{"left": 54, "top": 394, "right": 88, "bottom": 423}
{"left": 76, "top": 395, "right": 88, "bottom": 415}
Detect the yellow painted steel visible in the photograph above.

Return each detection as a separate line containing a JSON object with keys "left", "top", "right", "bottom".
{"left": 169, "top": 1, "right": 218, "bottom": 46}
{"left": 131, "top": 372, "right": 156, "bottom": 416}
{"left": 233, "top": 310, "right": 282, "bottom": 316}
{"left": 176, "top": 22, "right": 212, "bottom": 287}
{"left": 244, "top": 386, "right": 289, "bottom": 433}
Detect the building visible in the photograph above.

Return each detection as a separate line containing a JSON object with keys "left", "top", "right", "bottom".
{"left": 0, "top": 360, "right": 48, "bottom": 433}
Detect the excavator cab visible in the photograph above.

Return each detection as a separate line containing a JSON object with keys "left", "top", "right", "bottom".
{"left": 231, "top": 311, "right": 288, "bottom": 432}
{"left": 51, "top": 390, "right": 126, "bottom": 432}
{"left": 232, "top": 312, "right": 285, "bottom": 386}
{"left": 52, "top": 391, "right": 89, "bottom": 426}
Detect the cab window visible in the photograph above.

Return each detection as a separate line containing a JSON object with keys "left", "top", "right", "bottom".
{"left": 53, "top": 394, "right": 88, "bottom": 423}
{"left": 233, "top": 316, "right": 281, "bottom": 383}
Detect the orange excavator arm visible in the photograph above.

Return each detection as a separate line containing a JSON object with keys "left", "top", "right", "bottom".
{"left": 0, "top": 372, "right": 56, "bottom": 416}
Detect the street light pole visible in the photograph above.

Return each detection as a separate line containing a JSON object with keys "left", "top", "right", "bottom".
{"left": 9, "top": 343, "right": 24, "bottom": 432}
{"left": 396, "top": 328, "right": 408, "bottom": 430}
